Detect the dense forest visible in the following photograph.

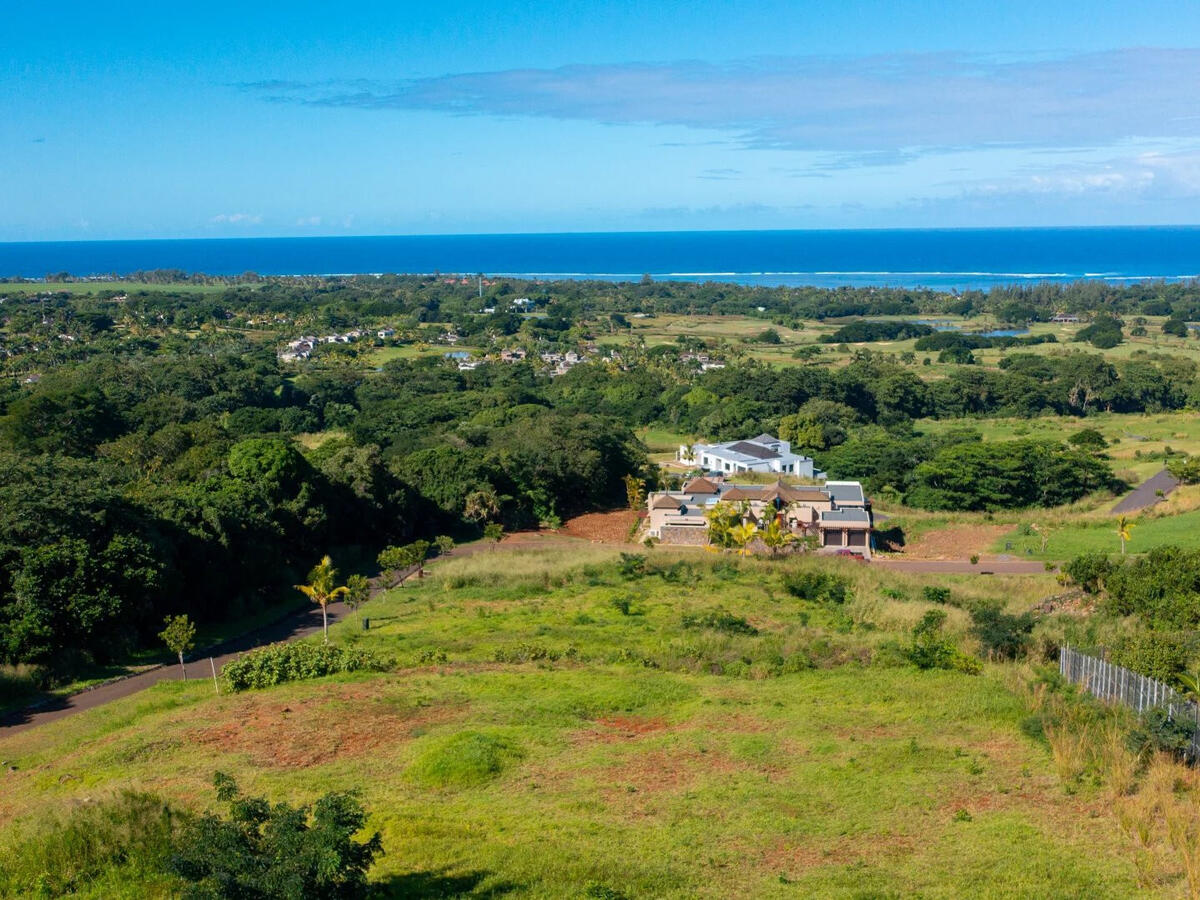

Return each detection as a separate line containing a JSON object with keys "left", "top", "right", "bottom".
{"left": 2, "top": 273, "right": 1199, "bottom": 676}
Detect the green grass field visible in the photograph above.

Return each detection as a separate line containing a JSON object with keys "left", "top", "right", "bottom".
{"left": 0, "top": 548, "right": 1156, "bottom": 898}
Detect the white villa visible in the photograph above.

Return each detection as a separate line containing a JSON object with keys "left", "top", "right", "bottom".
{"left": 680, "top": 434, "right": 820, "bottom": 478}
{"left": 645, "top": 476, "right": 872, "bottom": 557}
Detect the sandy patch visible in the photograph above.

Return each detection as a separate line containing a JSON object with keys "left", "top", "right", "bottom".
{"left": 896, "top": 524, "right": 1012, "bottom": 559}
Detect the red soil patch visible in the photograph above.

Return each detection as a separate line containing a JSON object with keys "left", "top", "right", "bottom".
{"left": 763, "top": 834, "right": 916, "bottom": 871}
{"left": 601, "top": 746, "right": 745, "bottom": 798}
{"left": 576, "top": 715, "right": 670, "bottom": 743}
{"left": 896, "top": 524, "right": 1011, "bottom": 559}
{"left": 187, "top": 686, "right": 462, "bottom": 769}
{"left": 559, "top": 509, "right": 637, "bottom": 543}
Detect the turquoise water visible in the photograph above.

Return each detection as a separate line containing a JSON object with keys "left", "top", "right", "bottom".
{"left": 4, "top": 227, "right": 1200, "bottom": 290}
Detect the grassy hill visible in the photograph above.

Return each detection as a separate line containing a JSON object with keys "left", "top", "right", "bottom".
{"left": 0, "top": 548, "right": 1156, "bottom": 897}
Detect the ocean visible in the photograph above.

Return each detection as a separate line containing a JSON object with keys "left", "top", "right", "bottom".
{"left": 4, "top": 227, "right": 1200, "bottom": 291}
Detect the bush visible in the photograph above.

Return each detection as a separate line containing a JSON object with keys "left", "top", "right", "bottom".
{"left": 969, "top": 605, "right": 1035, "bottom": 660}
{"left": 618, "top": 552, "right": 648, "bottom": 578}
{"left": 169, "top": 773, "right": 382, "bottom": 897}
{"left": 493, "top": 642, "right": 577, "bottom": 663}
{"left": 1127, "top": 706, "right": 1195, "bottom": 760}
{"left": 408, "top": 731, "right": 524, "bottom": 787}
{"left": 681, "top": 608, "right": 758, "bottom": 635}
{"left": 1104, "top": 546, "right": 1200, "bottom": 628}
{"left": 782, "top": 571, "right": 849, "bottom": 604}
{"left": 222, "top": 642, "right": 390, "bottom": 691}
{"left": 1063, "top": 551, "right": 1115, "bottom": 594}
{"left": 1108, "top": 631, "right": 1192, "bottom": 682}
{"left": 907, "top": 610, "right": 981, "bottom": 674}
{"left": 922, "top": 585, "right": 952, "bottom": 605}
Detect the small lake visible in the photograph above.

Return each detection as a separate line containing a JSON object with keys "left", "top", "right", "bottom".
{"left": 908, "top": 320, "right": 1029, "bottom": 337}
{"left": 978, "top": 328, "right": 1030, "bottom": 337}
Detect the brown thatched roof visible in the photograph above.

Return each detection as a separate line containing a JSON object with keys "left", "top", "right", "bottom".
{"left": 682, "top": 476, "right": 720, "bottom": 494}
{"left": 650, "top": 495, "right": 687, "bottom": 510}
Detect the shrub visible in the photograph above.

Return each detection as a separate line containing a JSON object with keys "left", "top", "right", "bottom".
{"left": 493, "top": 642, "right": 577, "bottom": 663}
{"left": 907, "top": 610, "right": 981, "bottom": 674}
{"left": 782, "top": 571, "right": 849, "bottom": 604}
{"left": 408, "top": 731, "right": 523, "bottom": 787}
{"left": 969, "top": 605, "right": 1035, "bottom": 660}
{"left": 1063, "top": 551, "right": 1115, "bottom": 594}
{"left": 1104, "top": 546, "right": 1200, "bottom": 629}
{"left": 1127, "top": 706, "right": 1194, "bottom": 760}
{"left": 169, "top": 773, "right": 382, "bottom": 897}
{"left": 681, "top": 608, "right": 758, "bottom": 635}
{"left": 618, "top": 552, "right": 648, "bottom": 578}
{"left": 222, "top": 642, "right": 389, "bottom": 691}
{"left": 1108, "top": 631, "right": 1192, "bottom": 683}
{"left": 922, "top": 585, "right": 952, "bottom": 605}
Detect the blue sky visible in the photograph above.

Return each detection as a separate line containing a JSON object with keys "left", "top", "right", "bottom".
{"left": 5, "top": 0, "right": 1200, "bottom": 240}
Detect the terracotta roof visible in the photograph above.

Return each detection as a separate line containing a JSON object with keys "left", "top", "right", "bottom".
{"left": 682, "top": 476, "right": 720, "bottom": 494}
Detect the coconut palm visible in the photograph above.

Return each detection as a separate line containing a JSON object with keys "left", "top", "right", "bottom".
{"left": 1115, "top": 515, "right": 1135, "bottom": 555}
{"left": 296, "top": 555, "right": 349, "bottom": 641}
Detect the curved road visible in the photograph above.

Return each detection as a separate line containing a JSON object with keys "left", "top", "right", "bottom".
{"left": 0, "top": 600, "right": 358, "bottom": 737}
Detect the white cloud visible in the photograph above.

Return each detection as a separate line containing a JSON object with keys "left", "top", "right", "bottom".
{"left": 295, "top": 215, "right": 322, "bottom": 226}
{"left": 209, "top": 213, "right": 263, "bottom": 225}
{"left": 238, "top": 49, "right": 1200, "bottom": 155}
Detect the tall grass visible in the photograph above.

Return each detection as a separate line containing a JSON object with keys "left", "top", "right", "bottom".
{"left": 0, "top": 792, "right": 179, "bottom": 896}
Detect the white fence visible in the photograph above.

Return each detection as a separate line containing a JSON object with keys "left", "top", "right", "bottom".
{"left": 1059, "top": 644, "right": 1200, "bottom": 758}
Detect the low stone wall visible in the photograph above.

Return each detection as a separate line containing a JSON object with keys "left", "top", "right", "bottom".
{"left": 659, "top": 525, "right": 710, "bottom": 546}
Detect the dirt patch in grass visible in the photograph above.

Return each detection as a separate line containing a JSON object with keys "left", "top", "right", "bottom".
{"left": 762, "top": 833, "right": 917, "bottom": 872}
{"left": 898, "top": 524, "right": 1012, "bottom": 559}
{"left": 600, "top": 746, "right": 776, "bottom": 800}
{"left": 576, "top": 715, "right": 670, "bottom": 743}
{"left": 559, "top": 509, "right": 637, "bottom": 543}
{"left": 188, "top": 686, "right": 463, "bottom": 769}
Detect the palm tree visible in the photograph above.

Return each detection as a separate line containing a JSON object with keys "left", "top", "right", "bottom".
{"left": 1115, "top": 515, "right": 1135, "bottom": 555}
{"left": 730, "top": 522, "right": 759, "bottom": 557}
{"left": 296, "top": 555, "right": 349, "bottom": 641}
{"left": 704, "top": 501, "right": 739, "bottom": 550}
{"left": 760, "top": 516, "right": 797, "bottom": 557}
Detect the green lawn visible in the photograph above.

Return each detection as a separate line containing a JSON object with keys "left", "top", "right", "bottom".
{"left": 0, "top": 548, "right": 1152, "bottom": 898}
{"left": 993, "top": 506, "right": 1200, "bottom": 560}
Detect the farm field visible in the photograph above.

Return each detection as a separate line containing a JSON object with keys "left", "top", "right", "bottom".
{"left": 0, "top": 548, "right": 1157, "bottom": 898}
{"left": 597, "top": 312, "right": 1200, "bottom": 371}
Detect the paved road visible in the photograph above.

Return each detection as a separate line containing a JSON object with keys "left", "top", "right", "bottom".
{"left": 872, "top": 558, "right": 1051, "bottom": 574}
{"left": 0, "top": 600, "right": 360, "bottom": 737}
{"left": 1112, "top": 468, "right": 1179, "bottom": 514}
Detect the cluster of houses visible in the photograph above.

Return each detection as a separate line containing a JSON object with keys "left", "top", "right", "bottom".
{"left": 279, "top": 329, "right": 386, "bottom": 362}
{"left": 447, "top": 346, "right": 606, "bottom": 375}
{"left": 648, "top": 433, "right": 873, "bottom": 557}
{"left": 679, "top": 351, "right": 726, "bottom": 371}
